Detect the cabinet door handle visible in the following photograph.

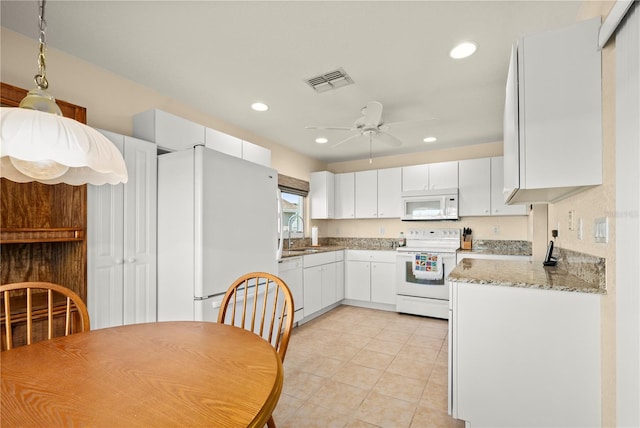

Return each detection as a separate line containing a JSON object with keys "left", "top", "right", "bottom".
{"left": 127, "top": 258, "right": 136, "bottom": 263}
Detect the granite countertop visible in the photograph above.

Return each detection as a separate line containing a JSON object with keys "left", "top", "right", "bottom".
{"left": 457, "top": 248, "right": 531, "bottom": 257}
{"left": 280, "top": 246, "right": 348, "bottom": 258}
{"left": 448, "top": 258, "right": 605, "bottom": 294}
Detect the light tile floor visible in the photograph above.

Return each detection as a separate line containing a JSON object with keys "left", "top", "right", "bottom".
{"left": 272, "top": 305, "right": 465, "bottom": 428}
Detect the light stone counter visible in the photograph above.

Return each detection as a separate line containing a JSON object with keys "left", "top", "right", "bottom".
{"left": 448, "top": 258, "right": 605, "bottom": 294}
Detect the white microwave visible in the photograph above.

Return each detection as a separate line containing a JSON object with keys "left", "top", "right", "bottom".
{"left": 401, "top": 189, "right": 459, "bottom": 221}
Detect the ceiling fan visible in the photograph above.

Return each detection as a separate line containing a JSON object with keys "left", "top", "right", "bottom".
{"left": 306, "top": 101, "right": 406, "bottom": 148}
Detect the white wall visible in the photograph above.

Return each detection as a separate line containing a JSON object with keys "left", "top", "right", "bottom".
{"left": 0, "top": 28, "right": 325, "bottom": 182}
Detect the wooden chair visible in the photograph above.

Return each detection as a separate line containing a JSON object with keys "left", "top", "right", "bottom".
{"left": 1, "top": 282, "right": 90, "bottom": 351}
{"left": 217, "top": 272, "right": 294, "bottom": 428}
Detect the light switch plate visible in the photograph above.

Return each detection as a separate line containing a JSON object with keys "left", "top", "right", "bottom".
{"left": 594, "top": 217, "right": 608, "bottom": 243}
{"left": 568, "top": 210, "right": 575, "bottom": 231}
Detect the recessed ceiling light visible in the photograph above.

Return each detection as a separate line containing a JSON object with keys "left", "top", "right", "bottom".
{"left": 251, "top": 102, "right": 269, "bottom": 112}
{"left": 315, "top": 137, "right": 328, "bottom": 144}
{"left": 423, "top": 136, "right": 438, "bottom": 143}
{"left": 450, "top": 42, "right": 477, "bottom": 59}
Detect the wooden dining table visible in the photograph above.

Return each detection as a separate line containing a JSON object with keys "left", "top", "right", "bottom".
{"left": 1, "top": 321, "right": 283, "bottom": 427}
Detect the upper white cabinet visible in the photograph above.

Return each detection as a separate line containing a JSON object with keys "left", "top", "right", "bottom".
{"left": 402, "top": 161, "right": 458, "bottom": 191}
{"left": 459, "top": 157, "right": 526, "bottom": 217}
{"left": 133, "top": 109, "right": 204, "bottom": 152}
{"left": 310, "top": 171, "right": 335, "bottom": 219}
{"left": 377, "top": 167, "right": 402, "bottom": 218}
{"left": 205, "top": 127, "right": 242, "bottom": 158}
{"left": 503, "top": 17, "right": 602, "bottom": 204}
{"left": 88, "top": 130, "right": 157, "bottom": 329}
{"left": 355, "top": 170, "right": 378, "bottom": 218}
{"left": 490, "top": 157, "right": 527, "bottom": 215}
{"left": 402, "top": 164, "right": 429, "bottom": 191}
{"left": 334, "top": 172, "right": 355, "bottom": 219}
{"left": 242, "top": 140, "right": 271, "bottom": 167}
{"left": 459, "top": 158, "right": 491, "bottom": 216}
{"left": 135, "top": 109, "right": 270, "bottom": 166}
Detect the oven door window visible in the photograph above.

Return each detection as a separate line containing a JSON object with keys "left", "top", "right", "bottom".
{"left": 404, "top": 260, "right": 445, "bottom": 285}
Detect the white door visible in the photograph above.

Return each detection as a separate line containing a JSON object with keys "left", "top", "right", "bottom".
{"left": 428, "top": 161, "right": 459, "bottom": 189}
{"left": 334, "top": 172, "right": 355, "bottom": 219}
{"left": 346, "top": 260, "right": 371, "bottom": 301}
{"left": 377, "top": 167, "right": 401, "bottom": 218}
{"left": 355, "top": 170, "right": 378, "bottom": 218}
{"left": 88, "top": 131, "right": 157, "bottom": 329}
{"left": 459, "top": 158, "right": 491, "bottom": 216}
{"left": 87, "top": 169, "right": 125, "bottom": 330}
{"left": 122, "top": 136, "right": 157, "bottom": 325}
{"left": 371, "top": 262, "right": 396, "bottom": 304}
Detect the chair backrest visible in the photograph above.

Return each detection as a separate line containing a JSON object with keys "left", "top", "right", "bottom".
{"left": 217, "top": 272, "right": 295, "bottom": 362}
{"left": 1, "top": 282, "right": 90, "bottom": 351}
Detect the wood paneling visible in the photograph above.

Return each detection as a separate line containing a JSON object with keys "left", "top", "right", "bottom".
{"left": 0, "top": 82, "right": 88, "bottom": 301}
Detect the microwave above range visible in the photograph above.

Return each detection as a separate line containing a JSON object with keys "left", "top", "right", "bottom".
{"left": 401, "top": 188, "right": 459, "bottom": 221}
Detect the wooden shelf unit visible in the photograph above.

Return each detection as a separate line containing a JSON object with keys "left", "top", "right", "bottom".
{"left": 1, "top": 82, "right": 88, "bottom": 304}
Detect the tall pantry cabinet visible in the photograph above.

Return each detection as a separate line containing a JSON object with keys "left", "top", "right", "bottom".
{"left": 87, "top": 130, "right": 157, "bottom": 329}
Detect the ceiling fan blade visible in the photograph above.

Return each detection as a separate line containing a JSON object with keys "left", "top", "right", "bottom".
{"left": 374, "top": 131, "right": 403, "bottom": 147}
{"left": 361, "top": 101, "right": 383, "bottom": 126}
{"left": 331, "top": 133, "right": 364, "bottom": 148}
{"left": 305, "top": 126, "right": 353, "bottom": 131}
{"left": 382, "top": 117, "right": 439, "bottom": 129}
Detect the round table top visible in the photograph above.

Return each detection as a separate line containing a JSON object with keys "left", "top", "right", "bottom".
{"left": 1, "top": 321, "right": 283, "bottom": 427}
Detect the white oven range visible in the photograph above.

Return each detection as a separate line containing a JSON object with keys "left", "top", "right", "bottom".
{"left": 396, "top": 228, "right": 460, "bottom": 319}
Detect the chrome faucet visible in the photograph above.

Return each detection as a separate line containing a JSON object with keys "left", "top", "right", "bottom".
{"left": 287, "top": 214, "right": 304, "bottom": 250}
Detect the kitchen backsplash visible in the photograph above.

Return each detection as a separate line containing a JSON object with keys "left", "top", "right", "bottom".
{"left": 472, "top": 239, "right": 532, "bottom": 256}
{"left": 287, "top": 237, "right": 533, "bottom": 254}
{"left": 554, "top": 246, "right": 606, "bottom": 290}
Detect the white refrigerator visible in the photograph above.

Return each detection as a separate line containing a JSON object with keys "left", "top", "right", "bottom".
{"left": 157, "top": 145, "right": 280, "bottom": 321}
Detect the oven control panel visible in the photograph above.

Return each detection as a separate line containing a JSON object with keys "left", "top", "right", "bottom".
{"left": 406, "top": 228, "right": 460, "bottom": 240}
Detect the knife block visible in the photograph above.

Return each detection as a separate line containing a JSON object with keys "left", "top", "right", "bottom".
{"left": 461, "top": 237, "right": 472, "bottom": 250}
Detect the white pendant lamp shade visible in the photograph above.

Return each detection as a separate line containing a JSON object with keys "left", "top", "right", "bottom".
{"left": 1, "top": 107, "right": 128, "bottom": 185}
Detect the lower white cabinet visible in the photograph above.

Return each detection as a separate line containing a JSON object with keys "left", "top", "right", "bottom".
{"left": 450, "top": 281, "right": 601, "bottom": 427}
{"left": 302, "top": 251, "right": 344, "bottom": 318}
{"left": 88, "top": 130, "right": 157, "bottom": 329}
{"left": 278, "top": 257, "right": 303, "bottom": 323}
{"left": 346, "top": 251, "right": 396, "bottom": 305}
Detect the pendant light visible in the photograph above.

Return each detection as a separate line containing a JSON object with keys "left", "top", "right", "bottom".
{"left": 0, "top": 0, "right": 128, "bottom": 186}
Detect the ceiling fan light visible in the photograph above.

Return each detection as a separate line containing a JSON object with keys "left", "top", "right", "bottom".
{"left": 0, "top": 0, "right": 128, "bottom": 186}
{"left": 450, "top": 42, "right": 477, "bottom": 59}
{"left": 1, "top": 107, "right": 129, "bottom": 185}
{"left": 315, "top": 137, "right": 328, "bottom": 144}
{"left": 423, "top": 136, "right": 438, "bottom": 143}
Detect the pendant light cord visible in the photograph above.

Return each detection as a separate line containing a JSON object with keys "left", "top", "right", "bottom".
{"left": 35, "top": 0, "right": 49, "bottom": 90}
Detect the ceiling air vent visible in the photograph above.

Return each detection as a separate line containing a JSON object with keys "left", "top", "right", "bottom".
{"left": 305, "top": 68, "right": 354, "bottom": 93}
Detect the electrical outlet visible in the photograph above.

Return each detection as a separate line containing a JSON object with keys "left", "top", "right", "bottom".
{"left": 493, "top": 225, "right": 500, "bottom": 235}
{"left": 379, "top": 227, "right": 385, "bottom": 236}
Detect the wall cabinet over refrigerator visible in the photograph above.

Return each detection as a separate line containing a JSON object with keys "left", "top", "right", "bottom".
{"left": 88, "top": 130, "right": 157, "bottom": 329}
{"left": 503, "top": 17, "right": 602, "bottom": 204}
